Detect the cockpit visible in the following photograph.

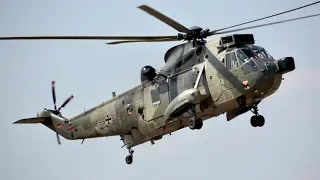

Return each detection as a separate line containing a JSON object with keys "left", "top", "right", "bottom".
{"left": 223, "top": 45, "right": 274, "bottom": 74}
{"left": 216, "top": 34, "right": 274, "bottom": 74}
{"left": 251, "top": 45, "right": 273, "bottom": 59}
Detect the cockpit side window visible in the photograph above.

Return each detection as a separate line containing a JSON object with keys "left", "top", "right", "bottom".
{"left": 225, "top": 52, "right": 239, "bottom": 70}
{"left": 225, "top": 54, "right": 231, "bottom": 70}
{"left": 236, "top": 50, "right": 247, "bottom": 64}
{"left": 235, "top": 49, "right": 258, "bottom": 75}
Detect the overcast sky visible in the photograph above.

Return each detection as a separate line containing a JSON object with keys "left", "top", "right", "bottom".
{"left": 1, "top": 0, "right": 320, "bottom": 179}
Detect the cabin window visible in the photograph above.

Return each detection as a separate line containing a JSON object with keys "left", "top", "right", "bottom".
{"left": 158, "top": 82, "right": 169, "bottom": 96}
{"left": 151, "top": 88, "right": 160, "bottom": 106}
{"left": 169, "top": 77, "right": 178, "bottom": 101}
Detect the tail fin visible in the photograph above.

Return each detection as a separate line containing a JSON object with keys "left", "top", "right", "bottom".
{"left": 13, "top": 112, "right": 73, "bottom": 144}
{"left": 13, "top": 117, "right": 51, "bottom": 124}
{"left": 13, "top": 80, "right": 76, "bottom": 144}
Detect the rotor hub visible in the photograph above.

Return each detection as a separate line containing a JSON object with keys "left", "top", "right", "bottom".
{"left": 189, "top": 26, "right": 203, "bottom": 32}
{"left": 178, "top": 26, "right": 210, "bottom": 42}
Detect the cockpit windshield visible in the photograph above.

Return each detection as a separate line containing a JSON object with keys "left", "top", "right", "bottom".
{"left": 240, "top": 48, "right": 256, "bottom": 59}
{"left": 224, "top": 45, "right": 274, "bottom": 74}
{"left": 252, "top": 46, "right": 273, "bottom": 59}
{"left": 235, "top": 48, "right": 256, "bottom": 63}
{"left": 236, "top": 46, "right": 273, "bottom": 61}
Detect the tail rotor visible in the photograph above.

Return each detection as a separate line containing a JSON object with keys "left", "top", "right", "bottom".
{"left": 50, "top": 80, "right": 74, "bottom": 145}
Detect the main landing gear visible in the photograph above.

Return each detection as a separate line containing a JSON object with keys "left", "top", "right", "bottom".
{"left": 125, "top": 148, "right": 134, "bottom": 165}
{"left": 250, "top": 105, "right": 265, "bottom": 127}
{"left": 187, "top": 105, "right": 203, "bottom": 130}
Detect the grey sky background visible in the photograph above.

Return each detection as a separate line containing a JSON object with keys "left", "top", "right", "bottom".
{"left": 1, "top": 0, "right": 320, "bottom": 179}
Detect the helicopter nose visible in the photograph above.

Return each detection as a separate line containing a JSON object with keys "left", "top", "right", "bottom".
{"left": 275, "top": 57, "right": 295, "bottom": 74}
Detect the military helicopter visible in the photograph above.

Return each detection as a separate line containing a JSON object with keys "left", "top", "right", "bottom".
{"left": 2, "top": 1, "right": 320, "bottom": 165}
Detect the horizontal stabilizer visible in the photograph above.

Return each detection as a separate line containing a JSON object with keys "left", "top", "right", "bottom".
{"left": 13, "top": 117, "right": 51, "bottom": 124}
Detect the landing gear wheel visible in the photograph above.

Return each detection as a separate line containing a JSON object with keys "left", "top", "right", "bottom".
{"left": 250, "top": 105, "right": 265, "bottom": 127}
{"left": 250, "top": 115, "right": 265, "bottom": 127}
{"left": 189, "top": 118, "right": 203, "bottom": 130}
{"left": 125, "top": 155, "right": 133, "bottom": 164}
{"left": 188, "top": 118, "right": 197, "bottom": 130}
{"left": 195, "top": 118, "right": 203, "bottom": 129}
{"left": 250, "top": 116, "right": 258, "bottom": 127}
{"left": 124, "top": 148, "right": 134, "bottom": 165}
{"left": 257, "top": 115, "right": 265, "bottom": 127}
{"left": 187, "top": 105, "right": 203, "bottom": 130}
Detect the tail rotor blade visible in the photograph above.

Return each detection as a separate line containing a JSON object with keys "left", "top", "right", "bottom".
{"left": 51, "top": 81, "right": 57, "bottom": 110}
{"left": 58, "top": 95, "right": 74, "bottom": 111}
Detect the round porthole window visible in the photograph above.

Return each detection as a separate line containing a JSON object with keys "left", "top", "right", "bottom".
{"left": 126, "top": 103, "right": 133, "bottom": 115}
{"left": 196, "top": 47, "right": 202, "bottom": 56}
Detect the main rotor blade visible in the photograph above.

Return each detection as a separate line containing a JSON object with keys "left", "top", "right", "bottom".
{"left": 213, "top": 1, "right": 320, "bottom": 32}
{"left": 51, "top": 81, "right": 57, "bottom": 110}
{"left": 106, "top": 38, "right": 178, "bottom": 45}
{"left": 213, "top": 13, "right": 320, "bottom": 35}
{"left": 0, "top": 35, "right": 177, "bottom": 41}
{"left": 138, "top": 5, "right": 191, "bottom": 33}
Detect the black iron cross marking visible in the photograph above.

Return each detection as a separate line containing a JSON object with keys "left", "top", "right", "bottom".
{"left": 105, "top": 115, "right": 111, "bottom": 124}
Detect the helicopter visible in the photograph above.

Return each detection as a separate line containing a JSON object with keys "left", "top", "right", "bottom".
{"left": 2, "top": 1, "right": 320, "bottom": 165}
